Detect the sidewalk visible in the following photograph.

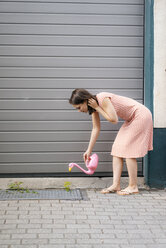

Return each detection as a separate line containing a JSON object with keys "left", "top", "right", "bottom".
{"left": 0, "top": 188, "right": 166, "bottom": 248}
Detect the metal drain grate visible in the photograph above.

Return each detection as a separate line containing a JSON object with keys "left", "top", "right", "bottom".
{"left": 0, "top": 189, "right": 88, "bottom": 201}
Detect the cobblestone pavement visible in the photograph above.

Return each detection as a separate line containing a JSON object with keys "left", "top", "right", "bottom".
{"left": 0, "top": 189, "right": 166, "bottom": 248}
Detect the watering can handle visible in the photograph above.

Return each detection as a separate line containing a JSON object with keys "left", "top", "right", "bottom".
{"left": 86, "top": 156, "right": 92, "bottom": 166}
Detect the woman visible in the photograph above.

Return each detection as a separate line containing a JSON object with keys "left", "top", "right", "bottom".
{"left": 69, "top": 88, "right": 153, "bottom": 195}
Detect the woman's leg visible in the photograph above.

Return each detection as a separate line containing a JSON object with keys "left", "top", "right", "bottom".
{"left": 112, "top": 156, "right": 123, "bottom": 189}
{"left": 126, "top": 158, "right": 138, "bottom": 189}
{"left": 101, "top": 156, "right": 123, "bottom": 193}
{"left": 117, "top": 158, "right": 139, "bottom": 195}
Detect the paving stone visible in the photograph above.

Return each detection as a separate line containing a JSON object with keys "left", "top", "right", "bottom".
{"left": 66, "top": 224, "right": 90, "bottom": 229}
{"left": 0, "top": 224, "right": 17, "bottom": 229}
{"left": 29, "top": 219, "right": 53, "bottom": 224}
{"left": 129, "top": 239, "right": 155, "bottom": 244}
{"left": 0, "top": 234, "right": 10, "bottom": 239}
{"left": 6, "top": 219, "right": 29, "bottom": 224}
{"left": 103, "top": 229, "right": 127, "bottom": 234}
{"left": 120, "top": 245, "right": 146, "bottom": 248}
{"left": 10, "top": 246, "right": 37, "bottom": 248}
{"left": 11, "top": 233, "right": 37, "bottom": 239}
{"left": 41, "top": 223, "right": 65, "bottom": 228}
{"left": 90, "top": 233, "right": 115, "bottom": 239}
{"left": 39, "top": 246, "right": 65, "bottom": 248}
{"left": 153, "top": 239, "right": 166, "bottom": 243}
{"left": 22, "top": 239, "right": 48, "bottom": 245}
{"left": 27, "top": 229, "right": 52, "bottom": 234}
{"left": 66, "top": 246, "right": 93, "bottom": 248}
{"left": 77, "top": 239, "right": 104, "bottom": 244}
{"left": 17, "top": 224, "right": 41, "bottom": 229}
{"left": 92, "top": 246, "right": 120, "bottom": 248}
{"left": 53, "top": 219, "right": 76, "bottom": 224}
{"left": 49, "top": 238, "right": 75, "bottom": 244}
{"left": 0, "top": 240, "right": 20, "bottom": 245}
{"left": 146, "top": 245, "right": 166, "bottom": 248}
{"left": 1, "top": 229, "right": 26, "bottom": 234}
{"left": 52, "top": 228, "right": 77, "bottom": 234}
{"left": 77, "top": 228, "right": 102, "bottom": 234}
{"left": 65, "top": 214, "right": 87, "bottom": 219}
{"left": 64, "top": 233, "right": 89, "bottom": 239}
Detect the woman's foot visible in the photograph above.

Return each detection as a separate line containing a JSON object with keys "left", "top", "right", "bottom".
{"left": 100, "top": 185, "right": 120, "bottom": 194}
{"left": 117, "top": 186, "right": 139, "bottom": 196}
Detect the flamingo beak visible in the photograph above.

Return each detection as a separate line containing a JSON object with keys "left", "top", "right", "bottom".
{"left": 69, "top": 167, "right": 72, "bottom": 172}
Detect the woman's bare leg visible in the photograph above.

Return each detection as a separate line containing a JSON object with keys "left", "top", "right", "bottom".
{"left": 101, "top": 156, "right": 123, "bottom": 193}
{"left": 117, "top": 158, "right": 139, "bottom": 195}
{"left": 112, "top": 156, "right": 123, "bottom": 189}
{"left": 126, "top": 158, "right": 138, "bottom": 189}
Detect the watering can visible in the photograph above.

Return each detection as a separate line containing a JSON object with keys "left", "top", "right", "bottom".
{"left": 68, "top": 153, "right": 98, "bottom": 175}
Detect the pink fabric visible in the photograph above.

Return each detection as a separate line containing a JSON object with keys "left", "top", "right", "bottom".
{"left": 96, "top": 92, "right": 153, "bottom": 158}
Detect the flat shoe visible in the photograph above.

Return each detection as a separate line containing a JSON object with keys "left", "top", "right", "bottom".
{"left": 117, "top": 189, "right": 139, "bottom": 196}
{"left": 100, "top": 188, "right": 117, "bottom": 194}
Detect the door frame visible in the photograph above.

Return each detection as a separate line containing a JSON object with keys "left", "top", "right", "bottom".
{"left": 143, "top": 0, "right": 154, "bottom": 185}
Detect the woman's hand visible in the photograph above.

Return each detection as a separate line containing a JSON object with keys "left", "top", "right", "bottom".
{"left": 83, "top": 150, "right": 91, "bottom": 163}
{"left": 88, "top": 98, "right": 98, "bottom": 109}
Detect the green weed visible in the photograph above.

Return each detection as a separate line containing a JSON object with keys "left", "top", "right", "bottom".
{"left": 64, "top": 181, "right": 71, "bottom": 192}
{"left": 6, "top": 181, "right": 38, "bottom": 194}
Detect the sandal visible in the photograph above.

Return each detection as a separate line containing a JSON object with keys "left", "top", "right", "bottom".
{"left": 117, "top": 189, "right": 139, "bottom": 196}
{"left": 100, "top": 188, "right": 118, "bottom": 194}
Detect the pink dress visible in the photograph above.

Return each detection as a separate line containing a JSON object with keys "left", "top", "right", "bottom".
{"left": 96, "top": 92, "right": 153, "bottom": 158}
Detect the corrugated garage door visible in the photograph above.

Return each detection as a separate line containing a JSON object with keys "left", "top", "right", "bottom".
{"left": 0, "top": 0, "right": 144, "bottom": 177}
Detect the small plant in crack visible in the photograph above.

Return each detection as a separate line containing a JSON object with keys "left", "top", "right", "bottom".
{"left": 64, "top": 181, "right": 71, "bottom": 192}
{"left": 6, "top": 181, "right": 38, "bottom": 194}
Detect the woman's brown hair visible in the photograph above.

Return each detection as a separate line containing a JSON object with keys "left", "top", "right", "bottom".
{"left": 69, "top": 88, "right": 98, "bottom": 115}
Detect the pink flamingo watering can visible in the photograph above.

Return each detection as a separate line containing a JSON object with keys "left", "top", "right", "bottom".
{"left": 68, "top": 153, "right": 98, "bottom": 175}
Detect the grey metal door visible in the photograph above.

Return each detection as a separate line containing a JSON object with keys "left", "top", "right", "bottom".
{"left": 0, "top": 0, "right": 144, "bottom": 176}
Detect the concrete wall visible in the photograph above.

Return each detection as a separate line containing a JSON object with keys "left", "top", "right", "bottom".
{"left": 147, "top": 0, "right": 166, "bottom": 188}
{"left": 154, "top": 0, "right": 166, "bottom": 128}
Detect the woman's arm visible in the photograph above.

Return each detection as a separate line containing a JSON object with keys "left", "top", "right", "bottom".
{"left": 83, "top": 111, "right": 100, "bottom": 162}
{"left": 88, "top": 97, "right": 118, "bottom": 124}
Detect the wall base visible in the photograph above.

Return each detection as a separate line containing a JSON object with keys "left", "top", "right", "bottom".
{"left": 0, "top": 177, "right": 147, "bottom": 190}
{"left": 148, "top": 128, "right": 166, "bottom": 188}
